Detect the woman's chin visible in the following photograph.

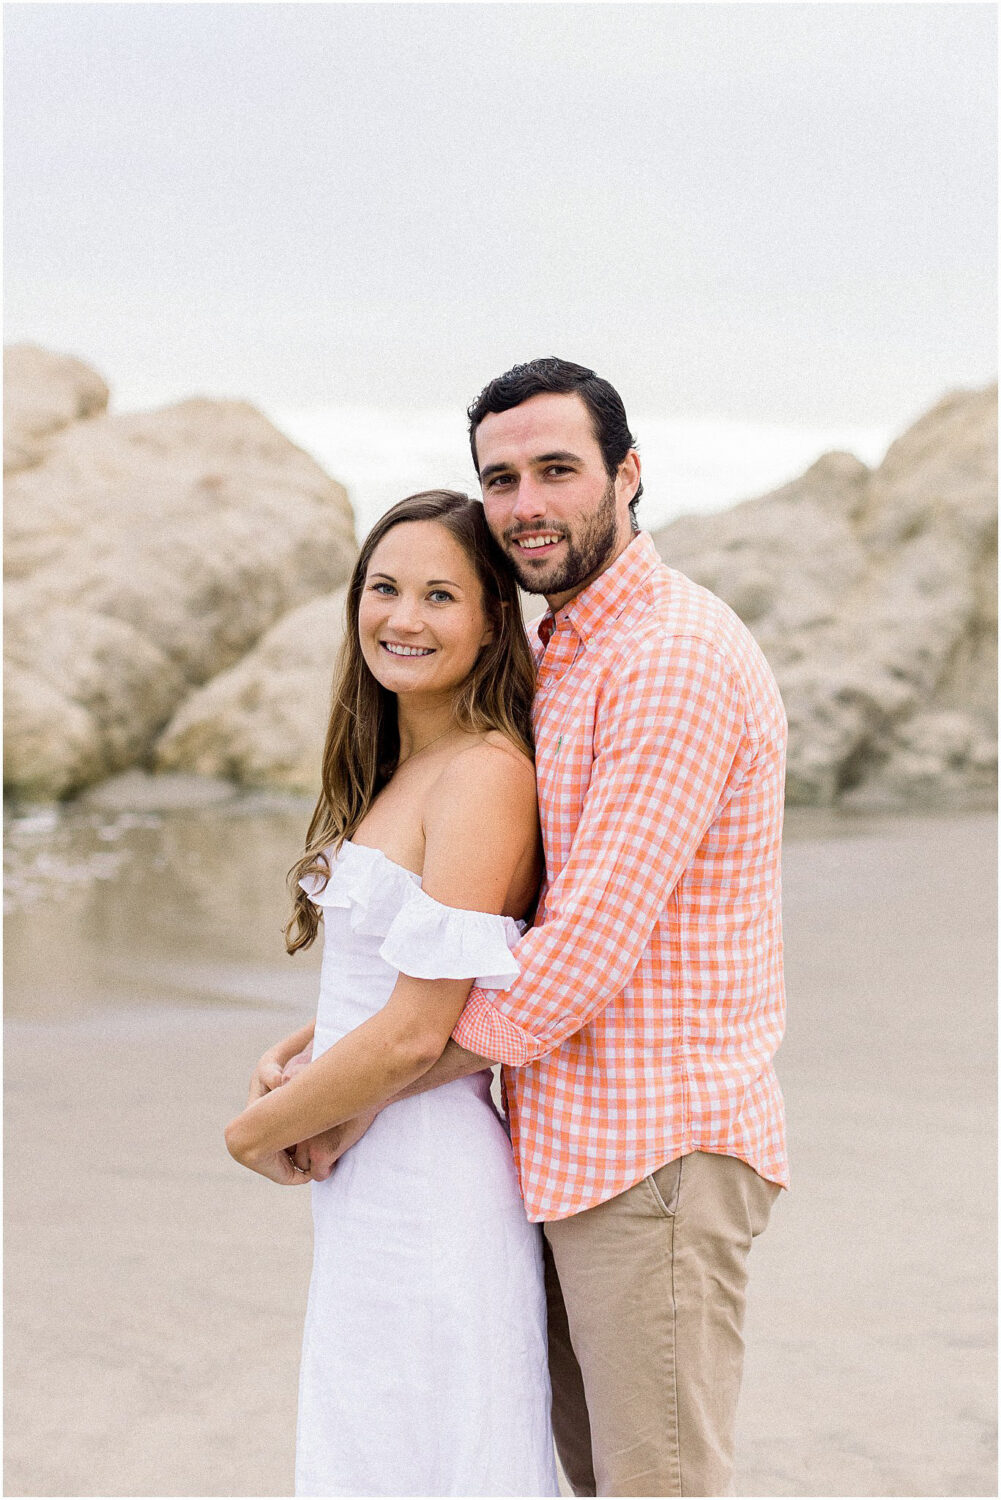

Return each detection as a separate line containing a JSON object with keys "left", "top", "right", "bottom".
{"left": 364, "top": 650, "right": 479, "bottom": 700}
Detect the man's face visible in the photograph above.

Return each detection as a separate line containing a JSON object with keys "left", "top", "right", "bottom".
{"left": 474, "top": 392, "right": 639, "bottom": 610}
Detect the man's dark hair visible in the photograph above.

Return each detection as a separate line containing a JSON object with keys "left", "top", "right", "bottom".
{"left": 467, "top": 357, "right": 643, "bottom": 521}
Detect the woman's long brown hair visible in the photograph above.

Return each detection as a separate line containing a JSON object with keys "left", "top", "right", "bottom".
{"left": 285, "top": 490, "right": 536, "bottom": 953}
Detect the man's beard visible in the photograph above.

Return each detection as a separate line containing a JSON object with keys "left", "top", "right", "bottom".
{"left": 505, "top": 479, "right": 619, "bottom": 596}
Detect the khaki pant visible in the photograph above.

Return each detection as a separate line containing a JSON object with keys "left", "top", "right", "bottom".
{"left": 543, "top": 1151, "right": 780, "bottom": 1498}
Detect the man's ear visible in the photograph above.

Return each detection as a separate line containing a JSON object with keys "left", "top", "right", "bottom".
{"left": 617, "top": 449, "right": 641, "bottom": 505}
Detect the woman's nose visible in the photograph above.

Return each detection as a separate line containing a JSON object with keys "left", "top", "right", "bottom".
{"left": 387, "top": 594, "right": 424, "bottom": 632}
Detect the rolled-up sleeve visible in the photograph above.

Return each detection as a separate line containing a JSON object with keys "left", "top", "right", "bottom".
{"left": 451, "top": 633, "right": 750, "bottom": 1065}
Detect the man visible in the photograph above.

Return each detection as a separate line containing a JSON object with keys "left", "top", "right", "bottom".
{"left": 266, "top": 358, "right": 788, "bottom": 1497}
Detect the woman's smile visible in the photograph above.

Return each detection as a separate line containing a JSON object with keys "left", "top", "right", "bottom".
{"left": 380, "top": 642, "right": 435, "bottom": 657}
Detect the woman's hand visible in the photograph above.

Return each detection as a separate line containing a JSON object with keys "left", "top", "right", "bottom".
{"left": 234, "top": 1141, "right": 315, "bottom": 1187}
{"left": 226, "top": 1093, "right": 315, "bottom": 1184}
{"left": 231, "top": 1026, "right": 315, "bottom": 1177}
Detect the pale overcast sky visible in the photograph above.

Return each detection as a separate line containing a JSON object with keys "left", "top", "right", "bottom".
{"left": 4, "top": 3, "right": 996, "bottom": 428}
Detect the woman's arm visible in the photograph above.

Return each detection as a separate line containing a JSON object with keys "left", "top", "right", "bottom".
{"left": 225, "top": 971, "right": 475, "bottom": 1168}
{"left": 225, "top": 741, "right": 538, "bottom": 1179}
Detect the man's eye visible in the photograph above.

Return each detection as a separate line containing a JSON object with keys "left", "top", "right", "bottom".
{"left": 485, "top": 474, "right": 514, "bottom": 488}
{"left": 546, "top": 465, "right": 573, "bottom": 477}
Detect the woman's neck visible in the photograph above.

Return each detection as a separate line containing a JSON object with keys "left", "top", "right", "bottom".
{"left": 394, "top": 695, "right": 463, "bottom": 764}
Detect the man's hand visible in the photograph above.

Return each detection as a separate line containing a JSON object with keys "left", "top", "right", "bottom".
{"left": 281, "top": 1046, "right": 314, "bottom": 1086}
{"left": 289, "top": 1109, "right": 379, "bottom": 1181}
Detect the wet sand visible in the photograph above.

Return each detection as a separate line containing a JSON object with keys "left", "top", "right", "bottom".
{"left": 4, "top": 800, "right": 997, "bottom": 1497}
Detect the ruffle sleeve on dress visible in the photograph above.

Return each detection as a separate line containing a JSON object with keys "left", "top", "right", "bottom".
{"left": 298, "top": 840, "right": 407, "bottom": 938}
{"left": 299, "top": 839, "right": 524, "bottom": 989}
{"left": 380, "top": 887, "right": 523, "bottom": 989}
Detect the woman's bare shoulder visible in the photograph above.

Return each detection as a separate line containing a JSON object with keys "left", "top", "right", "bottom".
{"left": 427, "top": 733, "right": 536, "bottom": 817}
{"left": 420, "top": 733, "right": 539, "bottom": 907}
{"left": 454, "top": 731, "right": 535, "bottom": 786}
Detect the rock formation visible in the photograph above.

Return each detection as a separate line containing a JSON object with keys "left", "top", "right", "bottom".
{"left": 6, "top": 346, "right": 994, "bottom": 811}
{"left": 4, "top": 346, "right": 356, "bottom": 800}
{"left": 154, "top": 589, "right": 349, "bottom": 793}
{"left": 3, "top": 344, "right": 110, "bottom": 474}
{"left": 651, "top": 385, "right": 997, "bottom": 807}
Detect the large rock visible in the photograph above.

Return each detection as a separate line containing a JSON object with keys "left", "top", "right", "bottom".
{"left": 652, "top": 385, "right": 997, "bottom": 808}
{"left": 4, "top": 344, "right": 109, "bottom": 474}
{"left": 4, "top": 351, "right": 356, "bottom": 799}
{"left": 154, "top": 590, "right": 349, "bottom": 792}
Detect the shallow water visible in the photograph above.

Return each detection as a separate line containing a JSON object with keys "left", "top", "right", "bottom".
{"left": 4, "top": 791, "right": 992, "bottom": 1025}
{"left": 4, "top": 793, "right": 324, "bottom": 1022}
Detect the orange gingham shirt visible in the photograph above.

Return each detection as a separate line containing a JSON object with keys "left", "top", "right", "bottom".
{"left": 451, "top": 530, "right": 788, "bottom": 1221}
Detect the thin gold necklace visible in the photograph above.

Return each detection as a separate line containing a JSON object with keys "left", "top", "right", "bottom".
{"left": 397, "top": 725, "right": 460, "bottom": 767}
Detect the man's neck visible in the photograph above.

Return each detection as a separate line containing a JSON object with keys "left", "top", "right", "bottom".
{"left": 544, "top": 527, "right": 638, "bottom": 615}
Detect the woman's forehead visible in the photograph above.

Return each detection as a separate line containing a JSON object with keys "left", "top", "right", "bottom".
{"left": 367, "top": 520, "right": 476, "bottom": 579}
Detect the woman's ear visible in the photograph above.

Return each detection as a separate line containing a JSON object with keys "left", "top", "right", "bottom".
{"left": 480, "top": 599, "right": 504, "bottom": 649}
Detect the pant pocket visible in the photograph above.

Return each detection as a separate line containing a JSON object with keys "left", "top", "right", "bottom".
{"left": 644, "top": 1156, "right": 683, "bottom": 1217}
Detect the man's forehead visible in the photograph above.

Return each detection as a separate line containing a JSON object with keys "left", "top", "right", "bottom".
{"left": 475, "top": 391, "right": 599, "bottom": 461}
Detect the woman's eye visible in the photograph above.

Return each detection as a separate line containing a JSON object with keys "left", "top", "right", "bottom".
{"left": 428, "top": 590, "right": 454, "bottom": 604}
{"left": 370, "top": 582, "right": 396, "bottom": 595}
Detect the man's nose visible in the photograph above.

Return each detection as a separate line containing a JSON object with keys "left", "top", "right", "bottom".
{"left": 511, "top": 478, "right": 548, "bottom": 525}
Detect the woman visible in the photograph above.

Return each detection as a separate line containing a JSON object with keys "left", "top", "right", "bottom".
{"left": 225, "top": 491, "right": 559, "bottom": 1498}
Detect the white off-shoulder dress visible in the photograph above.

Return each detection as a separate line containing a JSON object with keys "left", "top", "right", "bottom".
{"left": 295, "top": 839, "right": 558, "bottom": 1498}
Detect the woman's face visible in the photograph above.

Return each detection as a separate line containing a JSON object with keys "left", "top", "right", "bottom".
{"left": 358, "top": 520, "right": 495, "bottom": 701}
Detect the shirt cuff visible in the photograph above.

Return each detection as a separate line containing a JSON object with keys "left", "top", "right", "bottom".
{"left": 451, "top": 986, "right": 542, "bottom": 1067}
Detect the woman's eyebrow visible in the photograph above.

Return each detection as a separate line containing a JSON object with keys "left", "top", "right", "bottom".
{"left": 369, "top": 572, "right": 462, "bottom": 588}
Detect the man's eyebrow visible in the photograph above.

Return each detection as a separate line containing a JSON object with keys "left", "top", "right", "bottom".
{"left": 480, "top": 450, "right": 583, "bottom": 480}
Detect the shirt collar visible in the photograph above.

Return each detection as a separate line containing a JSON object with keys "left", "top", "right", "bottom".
{"left": 540, "top": 531, "right": 661, "bottom": 646}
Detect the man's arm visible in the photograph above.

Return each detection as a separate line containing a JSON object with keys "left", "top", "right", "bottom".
{"left": 392, "top": 1038, "right": 496, "bottom": 1097}
{"left": 452, "top": 634, "right": 752, "bottom": 1065}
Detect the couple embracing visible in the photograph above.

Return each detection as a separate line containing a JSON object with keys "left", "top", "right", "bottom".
{"left": 225, "top": 357, "right": 788, "bottom": 1499}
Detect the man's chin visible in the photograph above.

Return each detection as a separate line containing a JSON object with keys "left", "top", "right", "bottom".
{"left": 511, "top": 570, "right": 551, "bottom": 596}
{"left": 506, "top": 550, "right": 570, "bottom": 596}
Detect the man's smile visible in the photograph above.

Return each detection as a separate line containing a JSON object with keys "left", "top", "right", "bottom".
{"left": 510, "top": 531, "right": 564, "bottom": 556}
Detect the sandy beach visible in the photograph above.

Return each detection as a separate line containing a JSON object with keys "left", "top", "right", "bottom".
{"left": 4, "top": 800, "right": 996, "bottom": 1497}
